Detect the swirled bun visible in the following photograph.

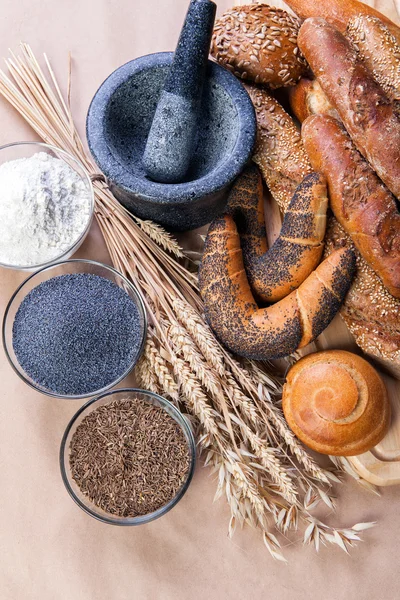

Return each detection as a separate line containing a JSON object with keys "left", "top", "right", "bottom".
{"left": 282, "top": 350, "right": 391, "bottom": 456}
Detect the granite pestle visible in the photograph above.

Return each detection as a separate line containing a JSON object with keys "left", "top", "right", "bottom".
{"left": 142, "top": 0, "right": 216, "bottom": 183}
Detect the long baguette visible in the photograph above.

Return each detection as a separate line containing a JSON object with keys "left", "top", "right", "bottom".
{"left": 198, "top": 214, "right": 355, "bottom": 360}
{"left": 302, "top": 114, "right": 400, "bottom": 298}
{"left": 290, "top": 18, "right": 400, "bottom": 109}
{"left": 298, "top": 18, "right": 400, "bottom": 199}
{"left": 290, "top": 85, "right": 400, "bottom": 373}
{"left": 283, "top": 0, "right": 400, "bottom": 45}
{"left": 347, "top": 15, "right": 400, "bottom": 103}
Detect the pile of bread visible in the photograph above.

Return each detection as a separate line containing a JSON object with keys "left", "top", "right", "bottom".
{"left": 199, "top": 0, "right": 400, "bottom": 381}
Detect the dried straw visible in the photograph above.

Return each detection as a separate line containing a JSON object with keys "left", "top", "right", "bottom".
{"left": 0, "top": 44, "right": 375, "bottom": 559}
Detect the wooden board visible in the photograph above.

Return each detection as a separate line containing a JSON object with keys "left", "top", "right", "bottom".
{"left": 234, "top": 0, "right": 400, "bottom": 485}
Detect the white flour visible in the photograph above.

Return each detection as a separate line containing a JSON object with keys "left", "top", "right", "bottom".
{"left": 0, "top": 152, "right": 91, "bottom": 266}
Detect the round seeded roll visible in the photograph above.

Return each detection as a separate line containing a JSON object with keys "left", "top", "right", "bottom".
{"left": 282, "top": 350, "right": 391, "bottom": 456}
{"left": 211, "top": 4, "right": 308, "bottom": 88}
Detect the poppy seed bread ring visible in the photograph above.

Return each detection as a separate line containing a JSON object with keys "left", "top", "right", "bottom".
{"left": 227, "top": 167, "right": 327, "bottom": 303}
{"left": 199, "top": 214, "right": 356, "bottom": 360}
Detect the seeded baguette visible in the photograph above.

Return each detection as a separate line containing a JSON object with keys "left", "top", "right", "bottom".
{"left": 284, "top": 0, "right": 400, "bottom": 46}
{"left": 303, "top": 114, "right": 400, "bottom": 298}
{"left": 244, "top": 83, "right": 312, "bottom": 210}
{"left": 347, "top": 15, "right": 400, "bottom": 103}
{"left": 325, "top": 219, "right": 400, "bottom": 378}
{"left": 211, "top": 4, "right": 308, "bottom": 88}
{"left": 227, "top": 167, "right": 327, "bottom": 303}
{"left": 298, "top": 18, "right": 400, "bottom": 200}
{"left": 199, "top": 214, "right": 355, "bottom": 360}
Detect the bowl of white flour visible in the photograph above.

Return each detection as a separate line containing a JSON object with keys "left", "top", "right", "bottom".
{"left": 0, "top": 142, "right": 94, "bottom": 270}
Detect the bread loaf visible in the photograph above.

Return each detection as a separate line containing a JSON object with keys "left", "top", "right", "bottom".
{"left": 282, "top": 350, "right": 391, "bottom": 456}
{"left": 298, "top": 18, "right": 400, "bottom": 199}
{"left": 324, "top": 219, "right": 400, "bottom": 378}
{"left": 283, "top": 0, "right": 400, "bottom": 46}
{"left": 198, "top": 214, "right": 355, "bottom": 360}
{"left": 290, "top": 19, "right": 400, "bottom": 119}
{"left": 302, "top": 114, "right": 400, "bottom": 298}
{"left": 211, "top": 5, "right": 308, "bottom": 88}
{"left": 227, "top": 167, "right": 327, "bottom": 303}
{"left": 244, "top": 83, "right": 312, "bottom": 210}
{"left": 289, "top": 78, "right": 339, "bottom": 123}
{"left": 245, "top": 75, "right": 400, "bottom": 372}
{"left": 347, "top": 15, "right": 400, "bottom": 103}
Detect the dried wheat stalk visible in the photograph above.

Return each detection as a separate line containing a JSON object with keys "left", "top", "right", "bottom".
{"left": 0, "top": 44, "right": 375, "bottom": 560}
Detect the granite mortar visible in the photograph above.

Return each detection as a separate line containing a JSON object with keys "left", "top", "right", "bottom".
{"left": 87, "top": 53, "right": 256, "bottom": 231}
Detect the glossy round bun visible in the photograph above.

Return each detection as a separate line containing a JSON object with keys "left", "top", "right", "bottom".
{"left": 282, "top": 350, "right": 390, "bottom": 456}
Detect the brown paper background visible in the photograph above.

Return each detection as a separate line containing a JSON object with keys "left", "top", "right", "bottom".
{"left": 0, "top": 1, "right": 399, "bottom": 598}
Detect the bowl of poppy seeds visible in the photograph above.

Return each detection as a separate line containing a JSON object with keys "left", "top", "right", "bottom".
{"left": 60, "top": 389, "right": 196, "bottom": 524}
{"left": 2, "top": 259, "right": 147, "bottom": 398}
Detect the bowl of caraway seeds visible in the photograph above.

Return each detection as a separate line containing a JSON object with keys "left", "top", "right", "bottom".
{"left": 2, "top": 260, "right": 147, "bottom": 398}
{"left": 60, "top": 389, "right": 196, "bottom": 524}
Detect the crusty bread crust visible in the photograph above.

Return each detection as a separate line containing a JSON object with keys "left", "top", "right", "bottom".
{"left": 284, "top": 0, "right": 400, "bottom": 46}
{"left": 298, "top": 18, "right": 400, "bottom": 200}
{"left": 289, "top": 78, "right": 338, "bottom": 123}
{"left": 303, "top": 114, "right": 400, "bottom": 298}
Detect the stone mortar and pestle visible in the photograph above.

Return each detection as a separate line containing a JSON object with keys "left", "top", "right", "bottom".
{"left": 87, "top": 0, "right": 256, "bottom": 231}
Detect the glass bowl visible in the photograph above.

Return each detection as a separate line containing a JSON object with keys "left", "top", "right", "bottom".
{"left": 2, "top": 259, "right": 147, "bottom": 399}
{"left": 60, "top": 388, "right": 196, "bottom": 525}
{"left": 0, "top": 141, "right": 94, "bottom": 271}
